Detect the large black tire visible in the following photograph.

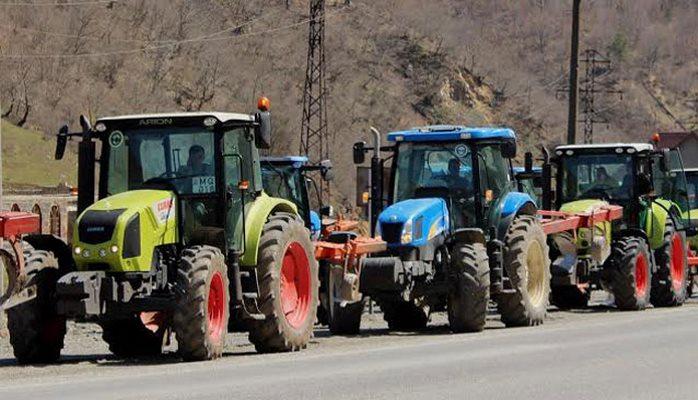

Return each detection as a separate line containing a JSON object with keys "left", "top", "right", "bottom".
{"left": 379, "top": 299, "right": 429, "bottom": 331}
{"left": 7, "top": 248, "right": 65, "bottom": 364}
{"left": 173, "top": 245, "right": 229, "bottom": 361}
{"left": 651, "top": 219, "right": 689, "bottom": 307}
{"left": 447, "top": 242, "right": 490, "bottom": 333}
{"left": 604, "top": 236, "right": 652, "bottom": 310}
{"left": 101, "top": 315, "right": 166, "bottom": 358}
{"left": 497, "top": 215, "right": 551, "bottom": 327}
{"left": 249, "top": 212, "right": 319, "bottom": 352}
{"left": 550, "top": 286, "right": 590, "bottom": 310}
{"left": 327, "top": 265, "right": 364, "bottom": 335}
{"left": 0, "top": 245, "right": 10, "bottom": 337}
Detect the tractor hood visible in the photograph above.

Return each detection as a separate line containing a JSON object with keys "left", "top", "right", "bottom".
{"left": 377, "top": 198, "right": 449, "bottom": 247}
{"left": 555, "top": 199, "right": 612, "bottom": 265}
{"left": 72, "top": 190, "right": 178, "bottom": 272}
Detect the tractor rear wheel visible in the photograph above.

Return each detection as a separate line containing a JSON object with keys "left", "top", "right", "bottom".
{"left": 327, "top": 265, "right": 364, "bottom": 335}
{"left": 0, "top": 244, "right": 11, "bottom": 337}
{"left": 550, "top": 286, "right": 590, "bottom": 309}
{"left": 249, "top": 212, "right": 318, "bottom": 352}
{"left": 447, "top": 242, "right": 490, "bottom": 333}
{"left": 173, "top": 245, "right": 229, "bottom": 361}
{"left": 101, "top": 314, "right": 166, "bottom": 358}
{"left": 498, "top": 215, "right": 551, "bottom": 327}
{"left": 651, "top": 220, "right": 688, "bottom": 307}
{"left": 380, "top": 299, "right": 429, "bottom": 331}
{"left": 604, "top": 237, "right": 651, "bottom": 310}
{"left": 7, "top": 248, "right": 65, "bottom": 364}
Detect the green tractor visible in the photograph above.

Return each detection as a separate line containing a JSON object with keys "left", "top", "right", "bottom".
{"left": 683, "top": 168, "right": 698, "bottom": 293}
{"left": 545, "top": 142, "right": 692, "bottom": 310}
{"left": 5, "top": 101, "right": 319, "bottom": 364}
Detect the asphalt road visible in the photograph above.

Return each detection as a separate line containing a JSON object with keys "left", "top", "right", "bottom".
{"left": 1, "top": 301, "right": 697, "bottom": 400}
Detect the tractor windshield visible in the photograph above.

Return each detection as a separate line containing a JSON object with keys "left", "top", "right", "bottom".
{"left": 560, "top": 153, "right": 633, "bottom": 203}
{"left": 261, "top": 162, "right": 309, "bottom": 222}
{"left": 105, "top": 128, "right": 217, "bottom": 196}
{"left": 394, "top": 142, "right": 477, "bottom": 228}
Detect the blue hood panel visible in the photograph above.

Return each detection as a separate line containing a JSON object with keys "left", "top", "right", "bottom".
{"left": 378, "top": 198, "right": 449, "bottom": 247}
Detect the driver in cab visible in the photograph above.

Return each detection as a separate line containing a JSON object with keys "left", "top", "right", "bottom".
{"left": 446, "top": 158, "right": 471, "bottom": 190}
{"left": 592, "top": 167, "right": 618, "bottom": 189}
{"left": 178, "top": 145, "right": 213, "bottom": 176}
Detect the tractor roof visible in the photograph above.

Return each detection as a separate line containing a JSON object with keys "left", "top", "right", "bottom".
{"left": 261, "top": 156, "right": 309, "bottom": 167}
{"left": 387, "top": 125, "right": 516, "bottom": 143}
{"left": 555, "top": 143, "right": 654, "bottom": 153}
{"left": 97, "top": 112, "right": 254, "bottom": 124}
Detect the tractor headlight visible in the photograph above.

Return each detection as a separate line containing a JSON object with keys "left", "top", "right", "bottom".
{"left": 82, "top": 249, "right": 91, "bottom": 258}
{"left": 110, "top": 245, "right": 119, "bottom": 254}
{"left": 401, "top": 219, "right": 413, "bottom": 244}
{"left": 73, "top": 246, "right": 82, "bottom": 255}
{"left": 98, "top": 249, "right": 107, "bottom": 258}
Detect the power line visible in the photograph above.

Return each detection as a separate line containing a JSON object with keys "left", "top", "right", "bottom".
{"left": 0, "top": 0, "right": 124, "bottom": 6}
{"left": 0, "top": 8, "right": 281, "bottom": 45}
{"left": 0, "top": 8, "right": 345, "bottom": 59}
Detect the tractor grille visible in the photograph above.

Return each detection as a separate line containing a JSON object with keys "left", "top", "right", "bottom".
{"left": 78, "top": 209, "right": 125, "bottom": 244}
{"left": 381, "top": 222, "right": 403, "bottom": 244}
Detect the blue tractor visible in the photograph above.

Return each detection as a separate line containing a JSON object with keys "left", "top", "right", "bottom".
{"left": 353, "top": 125, "right": 551, "bottom": 332}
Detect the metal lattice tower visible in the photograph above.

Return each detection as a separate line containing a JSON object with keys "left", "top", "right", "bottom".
{"left": 300, "top": 0, "right": 330, "bottom": 199}
{"left": 579, "top": 49, "right": 623, "bottom": 144}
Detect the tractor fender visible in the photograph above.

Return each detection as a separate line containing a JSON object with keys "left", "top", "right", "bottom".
{"left": 240, "top": 193, "right": 298, "bottom": 267}
{"left": 645, "top": 199, "right": 680, "bottom": 250}
{"left": 450, "top": 228, "right": 486, "bottom": 245}
{"left": 494, "top": 192, "right": 537, "bottom": 241}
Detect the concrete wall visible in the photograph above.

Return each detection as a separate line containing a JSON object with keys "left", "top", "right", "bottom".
{"left": 2, "top": 195, "right": 77, "bottom": 242}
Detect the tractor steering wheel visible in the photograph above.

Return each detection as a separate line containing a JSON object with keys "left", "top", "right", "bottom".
{"left": 581, "top": 185, "right": 614, "bottom": 201}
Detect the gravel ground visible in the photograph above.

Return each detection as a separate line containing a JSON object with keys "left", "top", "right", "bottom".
{"left": 0, "top": 290, "right": 660, "bottom": 373}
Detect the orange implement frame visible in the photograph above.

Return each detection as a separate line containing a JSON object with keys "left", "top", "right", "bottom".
{"left": 688, "top": 250, "right": 698, "bottom": 267}
{"left": 538, "top": 205, "right": 624, "bottom": 235}
{"left": 315, "top": 236, "right": 386, "bottom": 265}
{"left": 0, "top": 211, "right": 41, "bottom": 309}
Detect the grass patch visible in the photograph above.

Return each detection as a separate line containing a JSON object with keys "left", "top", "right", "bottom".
{"left": 1, "top": 120, "right": 77, "bottom": 189}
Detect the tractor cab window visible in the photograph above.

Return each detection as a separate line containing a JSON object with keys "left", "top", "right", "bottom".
{"left": 105, "top": 128, "right": 216, "bottom": 196}
{"left": 394, "top": 142, "right": 476, "bottom": 228}
{"left": 261, "top": 162, "right": 309, "bottom": 221}
{"left": 686, "top": 173, "right": 698, "bottom": 210}
{"left": 653, "top": 149, "right": 690, "bottom": 223}
{"left": 560, "top": 153, "right": 633, "bottom": 203}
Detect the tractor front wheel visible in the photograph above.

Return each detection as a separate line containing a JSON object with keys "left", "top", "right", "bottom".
{"left": 651, "top": 220, "right": 688, "bottom": 307}
{"left": 249, "top": 212, "right": 318, "bottom": 352}
{"left": 497, "top": 215, "right": 551, "bottom": 327}
{"left": 327, "top": 265, "right": 364, "bottom": 335}
{"left": 7, "top": 248, "right": 65, "bottom": 364}
{"left": 447, "top": 242, "right": 490, "bottom": 333}
{"left": 101, "top": 314, "right": 166, "bottom": 358}
{"left": 380, "top": 299, "right": 429, "bottom": 331}
{"left": 173, "top": 245, "right": 229, "bottom": 361}
{"left": 604, "top": 237, "right": 651, "bottom": 310}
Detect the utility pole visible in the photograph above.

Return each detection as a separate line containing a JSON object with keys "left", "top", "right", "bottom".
{"left": 578, "top": 49, "right": 623, "bottom": 143}
{"left": 566, "top": 0, "right": 581, "bottom": 144}
{"left": 300, "top": 0, "right": 330, "bottom": 202}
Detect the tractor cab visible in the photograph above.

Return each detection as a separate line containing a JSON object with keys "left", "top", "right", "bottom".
{"left": 551, "top": 143, "right": 691, "bottom": 231}
{"left": 377, "top": 125, "right": 522, "bottom": 245}
{"left": 260, "top": 156, "right": 333, "bottom": 239}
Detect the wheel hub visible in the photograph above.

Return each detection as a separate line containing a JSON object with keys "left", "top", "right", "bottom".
{"left": 280, "top": 242, "right": 312, "bottom": 329}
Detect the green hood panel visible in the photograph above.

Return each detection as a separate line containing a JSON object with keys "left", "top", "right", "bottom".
{"left": 560, "top": 199, "right": 608, "bottom": 214}
{"left": 73, "top": 190, "right": 178, "bottom": 272}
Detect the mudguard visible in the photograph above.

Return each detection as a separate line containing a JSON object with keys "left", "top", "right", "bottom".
{"left": 645, "top": 199, "right": 680, "bottom": 250}
{"left": 240, "top": 193, "right": 297, "bottom": 267}
{"left": 493, "top": 192, "right": 537, "bottom": 241}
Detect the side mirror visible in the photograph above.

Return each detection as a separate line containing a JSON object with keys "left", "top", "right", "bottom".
{"left": 353, "top": 141, "right": 366, "bottom": 164}
{"left": 55, "top": 125, "right": 69, "bottom": 160}
{"left": 501, "top": 140, "right": 517, "bottom": 159}
{"left": 254, "top": 111, "right": 272, "bottom": 149}
{"left": 320, "top": 205, "right": 334, "bottom": 218}
{"left": 524, "top": 151, "right": 533, "bottom": 172}
{"left": 320, "top": 159, "right": 334, "bottom": 181}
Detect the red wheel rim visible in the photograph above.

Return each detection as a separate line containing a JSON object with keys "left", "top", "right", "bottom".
{"left": 280, "top": 242, "right": 311, "bottom": 329}
{"left": 207, "top": 271, "right": 225, "bottom": 343}
{"left": 635, "top": 252, "right": 648, "bottom": 298}
{"left": 670, "top": 233, "right": 686, "bottom": 291}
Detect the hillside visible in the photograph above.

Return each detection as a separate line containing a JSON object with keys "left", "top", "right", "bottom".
{"left": 0, "top": 120, "right": 76, "bottom": 190}
{"left": 0, "top": 0, "right": 695, "bottom": 204}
